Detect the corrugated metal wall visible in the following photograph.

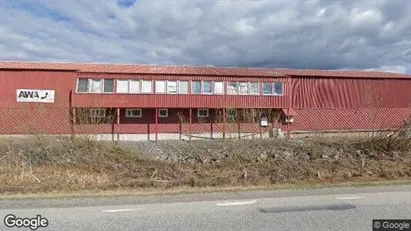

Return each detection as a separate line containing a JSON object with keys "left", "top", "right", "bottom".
{"left": 291, "top": 77, "right": 411, "bottom": 108}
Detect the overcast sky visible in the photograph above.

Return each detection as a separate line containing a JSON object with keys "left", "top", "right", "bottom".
{"left": 0, "top": 0, "right": 410, "bottom": 74}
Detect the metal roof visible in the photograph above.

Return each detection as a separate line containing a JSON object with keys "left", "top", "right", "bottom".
{"left": 0, "top": 61, "right": 410, "bottom": 79}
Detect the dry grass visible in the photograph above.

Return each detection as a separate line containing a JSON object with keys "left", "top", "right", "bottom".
{"left": 0, "top": 122, "right": 410, "bottom": 195}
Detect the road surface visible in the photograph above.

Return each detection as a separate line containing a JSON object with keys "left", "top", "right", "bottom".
{"left": 0, "top": 185, "right": 410, "bottom": 231}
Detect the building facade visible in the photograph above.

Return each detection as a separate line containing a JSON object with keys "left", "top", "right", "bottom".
{"left": 1, "top": 62, "right": 410, "bottom": 141}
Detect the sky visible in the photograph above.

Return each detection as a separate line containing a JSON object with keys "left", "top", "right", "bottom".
{"left": 0, "top": 0, "right": 410, "bottom": 74}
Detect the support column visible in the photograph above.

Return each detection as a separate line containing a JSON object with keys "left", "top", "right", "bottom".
{"left": 189, "top": 108, "right": 192, "bottom": 142}
{"left": 251, "top": 108, "right": 255, "bottom": 140}
{"left": 71, "top": 107, "right": 76, "bottom": 139}
{"left": 287, "top": 75, "right": 292, "bottom": 140}
{"left": 116, "top": 108, "right": 120, "bottom": 142}
{"left": 222, "top": 108, "right": 226, "bottom": 140}
{"left": 237, "top": 109, "right": 241, "bottom": 140}
{"left": 155, "top": 108, "right": 158, "bottom": 142}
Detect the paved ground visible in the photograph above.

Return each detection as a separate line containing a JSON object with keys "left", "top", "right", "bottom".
{"left": 0, "top": 185, "right": 410, "bottom": 231}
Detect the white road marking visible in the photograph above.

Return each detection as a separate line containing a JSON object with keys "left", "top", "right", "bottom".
{"left": 336, "top": 196, "right": 364, "bottom": 200}
{"left": 102, "top": 208, "right": 143, "bottom": 213}
{"left": 216, "top": 200, "right": 257, "bottom": 206}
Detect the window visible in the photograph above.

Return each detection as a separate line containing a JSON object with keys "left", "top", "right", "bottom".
{"left": 192, "top": 81, "right": 201, "bottom": 94}
{"left": 274, "top": 82, "right": 283, "bottom": 96}
{"left": 158, "top": 109, "right": 168, "bottom": 117}
{"left": 214, "top": 81, "right": 224, "bottom": 94}
{"left": 179, "top": 81, "right": 189, "bottom": 94}
{"left": 76, "top": 78, "right": 89, "bottom": 93}
{"left": 155, "top": 80, "right": 166, "bottom": 93}
{"left": 263, "top": 83, "right": 274, "bottom": 95}
{"left": 141, "top": 80, "right": 152, "bottom": 93}
{"left": 227, "top": 109, "right": 237, "bottom": 118}
{"left": 125, "top": 109, "right": 142, "bottom": 118}
{"left": 89, "top": 79, "right": 103, "bottom": 93}
{"left": 249, "top": 82, "right": 259, "bottom": 95}
{"left": 167, "top": 81, "right": 178, "bottom": 94}
{"left": 239, "top": 82, "right": 249, "bottom": 95}
{"left": 197, "top": 109, "right": 209, "bottom": 118}
{"left": 117, "top": 80, "right": 129, "bottom": 93}
{"left": 227, "top": 82, "right": 239, "bottom": 95}
{"left": 202, "top": 81, "right": 212, "bottom": 94}
{"left": 129, "top": 80, "right": 140, "bottom": 93}
{"left": 90, "top": 109, "right": 105, "bottom": 118}
{"left": 103, "top": 79, "right": 114, "bottom": 93}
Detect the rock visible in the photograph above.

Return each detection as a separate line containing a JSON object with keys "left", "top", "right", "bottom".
{"left": 356, "top": 150, "right": 362, "bottom": 156}
{"left": 283, "top": 151, "right": 292, "bottom": 158}
{"left": 322, "top": 154, "right": 329, "bottom": 159}
{"left": 333, "top": 153, "right": 340, "bottom": 160}
{"left": 260, "top": 153, "right": 268, "bottom": 161}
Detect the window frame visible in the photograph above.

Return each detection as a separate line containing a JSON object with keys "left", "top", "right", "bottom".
{"left": 263, "top": 82, "right": 275, "bottom": 95}
{"left": 155, "top": 80, "right": 166, "bottom": 94}
{"left": 125, "top": 109, "right": 142, "bottom": 118}
{"left": 90, "top": 108, "right": 106, "bottom": 118}
{"left": 227, "top": 109, "right": 237, "bottom": 118}
{"left": 249, "top": 82, "right": 260, "bottom": 95}
{"left": 197, "top": 109, "right": 209, "bottom": 118}
{"left": 167, "top": 80, "right": 178, "bottom": 94}
{"left": 158, "top": 109, "right": 168, "bottom": 117}
{"left": 227, "top": 81, "right": 239, "bottom": 95}
{"left": 202, "top": 80, "right": 213, "bottom": 94}
{"left": 213, "top": 81, "right": 224, "bottom": 95}
{"left": 191, "top": 80, "right": 202, "bottom": 94}
{"left": 141, "top": 80, "right": 153, "bottom": 94}
{"left": 76, "top": 78, "right": 90, "bottom": 93}
{"left": 273, "top": 82, "right": 284, "bottom": 96}
{"left": 239, "top": 81, "right": 249, "bottom": 95}
{"left": 129, "top": 80, "right": 141, "bottom": 94}
{"left": 88, "top": 79, "right": 103, "bottom": 93}
{"left": 178, "top": 80, "right": 189, "bottom": 94}
{"left": 116, "top": 79, "right": 131, "bottom": 94}
{"left": 102, "top": 79, "right": 114, "bottom": 93}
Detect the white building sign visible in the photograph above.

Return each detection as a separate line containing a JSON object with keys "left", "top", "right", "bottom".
{"left": 16, "top": 89, "right": 55, "bottom": 103}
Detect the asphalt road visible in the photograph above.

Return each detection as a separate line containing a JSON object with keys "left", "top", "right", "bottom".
{"left": 0, "top": 185, "right": 410, "bottom": 231}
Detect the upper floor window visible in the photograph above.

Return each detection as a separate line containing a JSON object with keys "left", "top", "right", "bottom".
{"left": 214, "top": 81, "right": 224, "bottom": 94}
{"left": 129, "top": 80, "right": 140, "bottom": 93}
{"left": 274, "top": 82, "right": 283, "bottom": 96}
{"left": 249, "top": 82, "right": 259, "bottom": 95}
{"left": 116, "top": 79, "right": 130, "bottom": 93}
{"left": 155, "top": 80, "right": 166, "bottom": 94}
{"left": 263, "top": 82, "right": 283, "bottom": 96}
{"left": 239, "top": 82, "right": 249, "bottom": 95}
{"left": 76, "top": 78, "right": 89, "bottom": 93}
{"left": 141, "top": 80, "right": 153, "bottom": 93}
{"left": 227, "top": 82, "right": 239, "bottom": 95}
{"left": 192, "top": 81, "right": 201, "bottom": 94}
{"left": 77, "top": 78, "right": 114, "bottom": 93}
{"left": 179, "top": 81, "right": 189, "bottom": 94}
{"left": 167, "top": 81, "right": 178, "bottom": 94}
{"left": 203, "top": 81, "right": 213, "bottom": 94}
{"left": 263, "top": 83, "right": 274, "bottom": 95}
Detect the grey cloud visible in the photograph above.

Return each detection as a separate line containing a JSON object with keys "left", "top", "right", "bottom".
{"left": 0, "top": 0, "right": 410, "bottom": 73}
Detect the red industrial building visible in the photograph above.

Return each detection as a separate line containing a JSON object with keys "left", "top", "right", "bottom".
{"left": 0, "top": 61, "right": 410, "bottom": 141}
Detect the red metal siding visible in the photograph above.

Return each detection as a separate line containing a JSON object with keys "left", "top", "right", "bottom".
{"left": 0, "top": 70, "right": 76, "bottom": 108}
{"left": 289, "top": 108, "right": 411, "bottom": 131}
{"left": 291, "top": 78, "right": 411, "bottom": 108}
{"left": 0, "top": 70, "right": 77, "bottom": 134}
